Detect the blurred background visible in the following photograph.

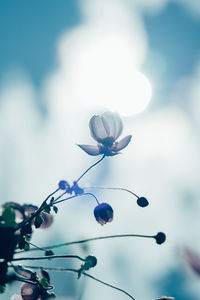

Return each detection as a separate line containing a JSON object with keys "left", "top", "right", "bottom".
{"left": 0, "top": 0, "right": 200, "bottom": 299}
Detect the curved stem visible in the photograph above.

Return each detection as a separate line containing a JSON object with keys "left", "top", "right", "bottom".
{"left": 54, "top": 192, "right": 99, "bottom": 205}
{"left": 16, "top": 234, "right": 155, "bottom": 253}
{"left": 75, "top": 155, "right": 105, "bottom": 184}
{"left": 16, "top": 266, "right": 135, "bottom": 300}
{"left": 85, "top": 186, "right": 139, "bottom": 199}
{"left": 12, "top": 254, "right": 86, "bottom": 263}
{"left": 82, "top": 271, "right": 135, "bottom": 300}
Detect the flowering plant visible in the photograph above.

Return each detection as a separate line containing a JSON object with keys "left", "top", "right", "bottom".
{"left": 0, "top": 112, "right": 170, "bottom": 300}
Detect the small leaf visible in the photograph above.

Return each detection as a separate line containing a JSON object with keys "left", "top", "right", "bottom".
{"left": 39, "top": 277, "right": 49, "bottom": 289}
{"left": 0, "top": 284, "right": 5, "bottom": 293}
{"left": 45, "top": 250, "right": 54, "bottom": 256}
{"left": 43, "top": 206, "right": 51, "bottom": 214}
{"left": 34, "top": 215, "right": 43, "bottom": 229}
{"left": 24, "top": 242, "right": 30, "bottom": 251}
{"left": 25, "top": 235, "right": 31, "bottom": 242}
{"left": 40, "top": 268, "right": 50, "bottom": 283}
{"left": 53, "top": 206, "right": 58, "bottom": 214}
{"left": 2, "top": 206, "right": 16, "bottom": 227}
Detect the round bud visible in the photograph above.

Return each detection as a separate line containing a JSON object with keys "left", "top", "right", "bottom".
{"left": 155, "top": 232, "right": 166, "bottom": 244}
{"left": 85, "top": 255, "right": 97, "bottom": 268}
{"left": 94, "top": 203, "right": 113, "bottom": 225}
{"left": 58, "top": 180, "right": 69, "bottom": 190}
{"left": 137, "top": 197, "right": 149, "bottom": 207}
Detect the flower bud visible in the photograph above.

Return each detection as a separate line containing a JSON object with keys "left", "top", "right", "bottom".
{"left": 58, "top": 180, "right": 69, "bottom": 190}
{"left": 155, "top": 232, "right": 166, "bottom": 244}
{"left": 137, "top": 197, "right": 149, "bottom": 207}
{"left": 94, "top": 203, "right": 113, "bottom": 225}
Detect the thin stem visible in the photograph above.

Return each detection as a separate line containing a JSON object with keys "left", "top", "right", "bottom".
{"left": 53, "top": 190, "right": 67, "bottom": 203}
{"left": 75, "top": 155, "right": 105, "bottom": 184}
{"left": 85, "top": 186, "right": 139, "bottom": 199}
{"left": 82, "top": 271, "right": 135, "bottom": 300}
{"left": 54, "top": 192, "right": 99, "bottom": 205}
{"left": 17, "top": 266, "right": 135, "bottom": 300}
{"left": 15, "top": 188, "right": 60, "bottom": 231}
{"left": 17, "top": 234, "right": 155, "bottom": 253}
{"left": 29, "top": 242, "right": 47, "bottom": 252}
{"left": 12, "top": 254, "right": 86, "bottom": 263}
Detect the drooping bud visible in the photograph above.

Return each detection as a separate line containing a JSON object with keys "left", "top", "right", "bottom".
{"left": 94, "top": 203, "right": 113, "bottom": 225}
{"left": 137, "top": 197, "right": 149, "bottom": 207}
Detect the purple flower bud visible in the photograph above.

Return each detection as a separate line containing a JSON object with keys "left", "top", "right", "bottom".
{"left": 21, "top": 283, "right": 41, "bottom": 300}
{"left": 58, "top": 180, "right": 69, "bottom": 190}
{"left": 94, "top": 203, "right": 113, "bottom": 225}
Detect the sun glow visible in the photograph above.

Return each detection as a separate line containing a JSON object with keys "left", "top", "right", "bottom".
{"left": 72, "top": 38, "right": 152, "bottom": 116}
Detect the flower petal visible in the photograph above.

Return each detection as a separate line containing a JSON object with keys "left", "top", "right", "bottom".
{"left": 113, "top": 135, "right": 132, "bottom": 152}
{"left": 40, "top": 212, "right": 54, "bottom": 229}
{"left": 13, "top": 265, "right": 34, "bottom": 279}
{"left": 102, "top": 112, "right": 123, "bottom": 140}
{"left": 77, "top": 144, "right": 101, "bottom": 156}
{"left": 89, "top": 115, "right": 109, "bottom": 142}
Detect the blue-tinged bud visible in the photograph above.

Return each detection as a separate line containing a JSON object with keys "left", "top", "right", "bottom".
{"left": 137, "top": 197, "right": 149, "bottom": 207}
{"left": 58, "top": 180, "right": 69, "bottom": 190}
{"left": 155, "top": 232, "right": 166, "bottom": 245}
{"left": 94, "top": 203, "right": 113, "bottom": 225}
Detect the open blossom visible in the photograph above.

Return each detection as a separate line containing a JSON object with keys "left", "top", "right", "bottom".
{"left": 78, "top": 111, "right": 132, "bottom": 156}
{"left": 94, "top": 203, "right": 113, "bottom": 225}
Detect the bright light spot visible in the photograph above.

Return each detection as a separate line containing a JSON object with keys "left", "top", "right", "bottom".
{"left": 72, "top": 37, "right": 152, "bottom": 116}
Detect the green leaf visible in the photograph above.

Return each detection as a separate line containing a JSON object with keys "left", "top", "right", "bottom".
{"left": 39, "top": 277, "right": 49, "bottom": 289}
{"left": 34, "top": 215, "right": 43, "bottom": 229}
{"left": 1, "top": 206, "right": 16, "bottom": 227}
{"left": 0, "top": 284, "right": 5, "bottom": 293}
{"left": 25, "top": 235, "right": 31, "bottom": 242}
{"left": 24, "top": 242, "right": 30, "bottom": 251}
{"left": 43, "top": 204, "right": 51, "bottom": 214}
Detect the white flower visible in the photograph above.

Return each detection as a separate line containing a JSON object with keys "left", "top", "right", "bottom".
{"left": 78, "top": 112, "right": 132, "bottom": 156}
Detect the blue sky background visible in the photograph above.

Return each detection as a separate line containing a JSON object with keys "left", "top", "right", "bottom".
{"left": 1, "top": 1, "right": 200, "bottom": 300}
{"left": 1, "top": 1, "right": 200, "bottom": 90}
